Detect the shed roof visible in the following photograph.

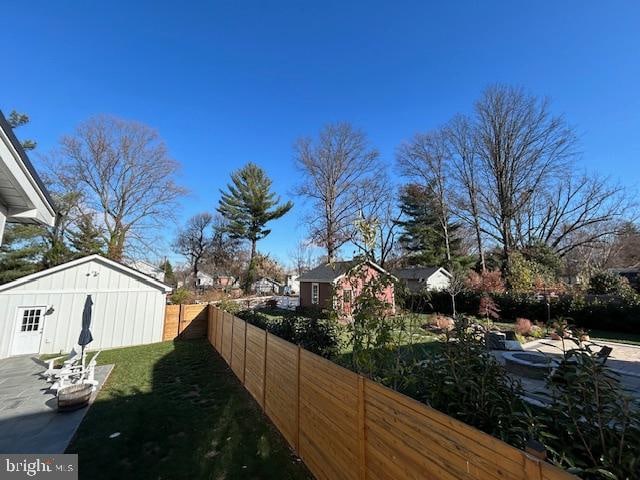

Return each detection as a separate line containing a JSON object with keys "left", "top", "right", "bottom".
{"left": 0, "top": 254, "right": 173, "bottom": 293}
{"left": 392, "top": 266, "right": 451, "bottom": 281}
{"left": 298, "top": 260, "right": 392, "bottom": 283}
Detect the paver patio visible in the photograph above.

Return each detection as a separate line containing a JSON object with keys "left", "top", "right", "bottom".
{"left": 0, "top": 355, "right": 111, "bottom": 454}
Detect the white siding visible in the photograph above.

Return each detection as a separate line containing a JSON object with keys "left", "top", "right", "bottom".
{"left": 426, "top": 270, "right": 451, "bottom": 291}
{"left": 0, "top": 258, "right": 166, "bottom": 358}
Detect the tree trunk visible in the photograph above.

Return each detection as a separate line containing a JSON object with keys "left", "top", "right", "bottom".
{"left": 245, "top": 239, "right": 257, "bottom": 292}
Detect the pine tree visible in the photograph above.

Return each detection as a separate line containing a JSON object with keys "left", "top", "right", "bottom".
{"left": 0, "top": 224, "right": 47, "bottom": 284}
{"left": 397, "top": 184, "right": 462, "bottom": 266}
{"left": 69, "top": 214, "right": 105, "bottom": 257}
{"left": 159, "top": 260, "right": 177, "bottom": 287}
{"left": 217, "top": 163, "right": 293, "bottom": 291}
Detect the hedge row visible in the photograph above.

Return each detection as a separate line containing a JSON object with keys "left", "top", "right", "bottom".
{"left": 402, "top": 291, "right": 640, "bottom": 334}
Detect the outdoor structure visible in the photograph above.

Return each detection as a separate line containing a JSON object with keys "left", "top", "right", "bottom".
{"left": 0, "top": 110, "right": 56, "bottom": 245}
{"left": 392, "top": 266, "right": 452, "bottom": 293}
{"left": 213, "top": 273, "right": 239, "bottom": 290}
{"left": 0, "top": 254, "right": 172, "bottom": 359}
{"left": 298, "top": 259, "right": 395, "bottom": 315}
{"left": 252, "top": 277, "right": 282, "bottom": 295}
{"left": 125, "top": 259, "right": 165, "bottom": 282}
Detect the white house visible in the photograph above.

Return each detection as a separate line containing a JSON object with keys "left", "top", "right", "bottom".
{"left": 283, "top": 274, "right": 300, "bottom": 295}
{"left": 125, "top": 259, "right": 166, "bottom": 283}
{"left": 252, "top": 277, "right": 282, "bottom": 295}
{"left": 0, "top": 110, "right": 56, "bottom": 244}
{"left": 392, "top": 266, "right": 452, "bottom": 293}
{"left": 0, "top": 254, "right": 172, "bottom": 359}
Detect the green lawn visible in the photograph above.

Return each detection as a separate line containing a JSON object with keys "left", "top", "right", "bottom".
{"left": 67, "top": 339, "right": 311, "bottom": 480}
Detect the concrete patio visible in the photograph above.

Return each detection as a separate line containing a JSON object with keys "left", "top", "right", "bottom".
{"left": 0, "top": 355, "right": 112, "bottom": 454}
{"left": 494, "top": 339, "right": 640, "bottom": 405}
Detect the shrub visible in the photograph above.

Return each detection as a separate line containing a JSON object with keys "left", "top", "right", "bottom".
{"left": 217, "top": 297, "right": 240, "bottom": 314}
{"left": 432, "top": 314, "right": 454, "bottom": 331}
{"left": 514, "top": 318, "right": 532, "bottom": 336}
{"left": 404, "top": 317, "right": 534, "bottom": 447}
{"left": 478, "top": 295, "right": 500, "bottom": 320}
{"left": 403, "top": 290, "right": 640, "bottom": 334}
{"left": 169, "top": 287, "right": 192, "bottom": 304}
{"left": 588, "top": 271, "right": 635, "bottom": 296}
{"left": 541, "top": 339, "right": 640, "bottom": 478}
{"left": 237, "top": 309, "right": 340, "bottom": 358}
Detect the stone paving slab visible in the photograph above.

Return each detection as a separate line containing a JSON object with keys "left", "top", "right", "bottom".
{"left": 0, "top": 355, "right": 112, "bottom": 454}
{"left": 493, "top": 339, "right": 640, "bottom": 405}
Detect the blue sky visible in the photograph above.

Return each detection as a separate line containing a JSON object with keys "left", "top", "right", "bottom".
{"left": 2, "top": 1, "right": 639, "bottom": 267}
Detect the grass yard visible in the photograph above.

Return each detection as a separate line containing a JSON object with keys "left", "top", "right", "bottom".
{"left": 67, "top": 339, "right": 311, "bottom": 480}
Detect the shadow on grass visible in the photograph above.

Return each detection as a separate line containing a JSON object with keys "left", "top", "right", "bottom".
{"left": 66, "top": 339, "right": 311, "bottom": 480}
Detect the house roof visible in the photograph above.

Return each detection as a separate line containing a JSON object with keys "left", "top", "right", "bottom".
{"left": 392, "top": 266, "right": 452, "bottom": 281}
{"left": 254, "top": 277, "right": 282, "bottom": 286}
{"left": 0, "top": 110, "right": 56, "bottom": 224}
{"left": 0, "top": 254, "right": 173, "bottom": 293}
{"left": 298, "top": 260, "right": 392, "bottom": 283}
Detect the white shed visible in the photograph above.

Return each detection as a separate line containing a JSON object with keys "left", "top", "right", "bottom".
{"left": 0, "top": 254, "right": 172, "bottom": 359}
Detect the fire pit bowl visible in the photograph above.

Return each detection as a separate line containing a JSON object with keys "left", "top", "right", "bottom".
{"left": 503, "top": 352, "right": 556, "bottom": 380}
{"left": 58, "top": 383, "right": 92, "bottom": 412}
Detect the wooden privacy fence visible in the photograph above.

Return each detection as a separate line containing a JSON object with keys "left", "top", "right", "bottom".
{"left": 162, "top": 304, "right": 208, "bottom": 340}
{"left": 206, "top": 306, "right": 576, "bottom": 480}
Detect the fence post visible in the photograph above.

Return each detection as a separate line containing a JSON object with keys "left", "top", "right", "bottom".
{"left": 296, "top": 345, "right": 301, "bottom": 454}
{"left": 177, "top": 304, "right": 185, "bottom": 337}
{"left": 358, "top": 376, "right": 366, "bottom": 480}
{"left": 524, "top": 454, "right": 543, "bottom": 480}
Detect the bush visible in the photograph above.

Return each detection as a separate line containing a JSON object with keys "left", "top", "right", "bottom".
{"left": 588, "top": 271, "right": 635, "bottom": 296}
{"left": 402, "top": 290, "right": 640, "bottom": 334}
{"left": 237, "top": 309, "right": 340, "bottom": 358}
{"left": 169, "top": 287, "right": 193, "bottom": 304}
{"left": 403, "top": 317, "right": 533, "bottom": 447}
{"left": 514, "top": 318, "right": 532, "bottom": 336}
{"left": 541, "top": 339, "right": 640, "bottom": 478}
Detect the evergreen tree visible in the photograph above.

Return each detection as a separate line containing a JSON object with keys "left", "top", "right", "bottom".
{"left": 69, "top": 214, "right": 105, "bottom": 257}
{"left": 8, "top": 110, "right": 37, "bottom": 150}
{"left": 159, "top": 260, "right": 177, "bottom": 287}
{"left": 396, "top": 184, "right": 462, "bottom": 266}
{"left": 0, "top": 224, "right": 47, "bottom": 284}
{"left": 217, "top": 163, "right": 293, "bottom": 291}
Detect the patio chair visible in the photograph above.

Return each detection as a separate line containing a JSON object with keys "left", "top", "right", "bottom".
{"left": 50, "top": 350, "right": 102, "bottom": 393}
{"left": 43, "top": 347, "right": 83, "bottom": 381}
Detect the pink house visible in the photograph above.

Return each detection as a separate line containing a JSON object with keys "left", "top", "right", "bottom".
{"left": 298, "top": 260, "right": 396, "bottom": 316}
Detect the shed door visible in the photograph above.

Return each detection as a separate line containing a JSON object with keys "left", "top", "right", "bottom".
{"left": 11, "top": 307, "right": 46, "bottom": 355}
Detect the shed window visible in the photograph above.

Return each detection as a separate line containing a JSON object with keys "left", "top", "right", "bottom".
{"left": 311, "top": 283, "right": 319, "bottom": 304}
{"left": 343, "top": 289, "right": 352, "bottom": 303}
{"left": 20, "top": 308, "right": 43, "bottom": 332}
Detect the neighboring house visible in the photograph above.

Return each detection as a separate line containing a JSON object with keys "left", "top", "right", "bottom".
{"left": 125, "top": 259, "right": 165, "bottom": 283}
{"left": 213, "top": 273, "right": 239, "bottom": 290}
{"left": 195, "top": 272, "right": 215, "bottom": 288}
{"left": 608, "top": 264, "right": 640, "bottom": 291}
{"left": 0, "top": 110, "right": 56, "bottom": 245}
{"left": 298, "top": 260, "right": 396, "bottom": 316}
{"left": 282, "top": 274, "right": 300, "bottom": 295}
{"left": 252, "top": 277, "right": 282, "bottom": 295}
{"left": 392, "top": 266, "right": 452, "bottom": 293}
{"left": 0, "top": 254, "right": 172, "bottom": 359}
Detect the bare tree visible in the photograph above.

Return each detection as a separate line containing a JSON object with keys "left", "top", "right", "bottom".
{"left": 474, "top": 85, "right": 577, "bottom": 269}
{"left": 294, "top": 123, "right": 382, "bottom": 262}
{"left": 446, "top": 115, "right": 486, "bottom": 271}
{"left": 49, "top": 116, "right": 186, "bottom": 260}
{"left": 397, "top": 129, "right": 457, "bottom": 270}
{"left": 350, "top": 180, "right": 402, "bottom": 268}
{"left": 288, "top": 239, "right": 316, "bottom": 276}
{"left": 173, "top": 213, "right": 213, "bottom": 288}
